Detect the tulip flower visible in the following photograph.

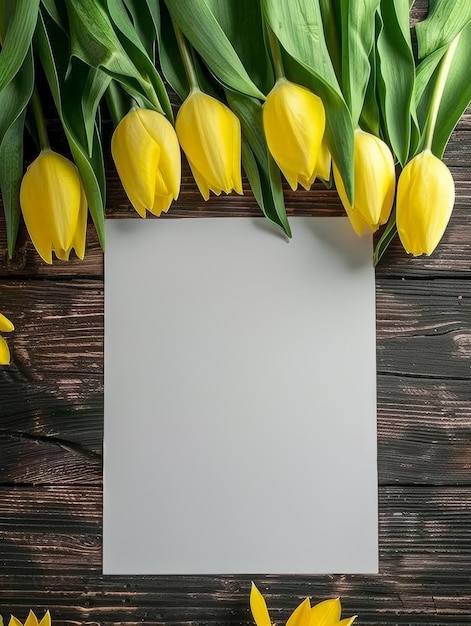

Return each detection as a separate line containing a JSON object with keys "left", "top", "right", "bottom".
{"left": 333, "top": 129, "right": 396, "bottom": 234}
{"left": 396, "top": 150, "right": 455, "bottom": 256}
{"left": 263, "top": 78, "right": 326, "bottom": 191}
{"left": 175, "top": 89, "right": 243, "bottom": 200}
{"left": 20, "top": 150, "right": 87, "bottom": 264}
{"left": 0, "top": 311, "right": 14, "bottom": 365}
{"left": 250, "top": 583, "right": 356, "bottom": 626}
{"left": 9, "top": 611, "right": 51, "bottom": 626}
{"left": 111, "top": 108, "right": 181, "bottom": 217}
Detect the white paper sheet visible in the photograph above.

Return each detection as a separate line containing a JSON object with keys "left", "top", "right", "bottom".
{"left": 103, "top": 216, "right": 378, "bottom": 575}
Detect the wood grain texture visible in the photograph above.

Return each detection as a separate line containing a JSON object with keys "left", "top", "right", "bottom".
{"left": 1, "top": 1, "right": 471, "bottom": 622}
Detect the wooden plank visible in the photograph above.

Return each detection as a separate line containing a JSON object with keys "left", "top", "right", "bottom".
{"left": 0, "top": 486, "right": 470, "bottom": 624}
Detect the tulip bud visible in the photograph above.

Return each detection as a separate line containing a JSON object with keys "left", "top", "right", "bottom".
{"left": 112, "top": 108, "right": 181, "bottom": 217}
{"left": 176, "top": 89, "right": 242, "bottom": 200}
{"left": 20, "top": 150, "right": 87, "bottom": 264}
{"left": 333, "top": 129, "right": 396, "bottom": 234}
{"left": 0, "top": 312, "right": 14, "bottom": 365}
{"left": 396, "top": 150, "right": 455, "bottom": 256}
{"left": 263, "top": 78, "right": 325, "bottom": 191}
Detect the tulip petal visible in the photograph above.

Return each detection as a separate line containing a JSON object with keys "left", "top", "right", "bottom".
{"left": 68, "top": 186, "right": 88, "bottom": 260}
{"left": 316, "top": 137, "right": 332, "bottom": 182}
{"left": 38, "top": 611, "right": 51, "bottom": 626}
{"left": 0, "top": 312, "right": 14, "bottom": 332}
{"left": 0, "top": 335, "right": 11, "bottom": 364}
{"left": 24, "top": 611, "right": 40, "bottom": 626}
{"left": 250, "top": 583, "right": 272, "bottom": 626}
{"left": 138, "top": 109, "right": 181, "bottom": 201}
{"left": 310, "top": 597, "right": 341, "bottom": 626}
{"left": 286, "top": 598, "right": 311, "bottom": 626}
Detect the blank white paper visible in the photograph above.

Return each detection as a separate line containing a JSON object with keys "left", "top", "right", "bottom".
{"left": 103, "top": 216, "right": 378, "bottom": 575}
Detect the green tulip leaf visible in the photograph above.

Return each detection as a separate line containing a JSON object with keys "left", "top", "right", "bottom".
{"left": 0, "top": 43, "right": 34, "bottom": 257}
{"left": 156, "top": 0, "right": 189, "bottom": 101}
{"left": 376, "top": 0, "right": 417, "bottom": 165}
{"left": 199, "top": 0, "right": 274, "bottom": 95}
{"left": 373, "top": 208, "right": 397, "bottom": 266}
{"left": 105, "top": 0, "right": 173, "bottom": 119}
{"left": 340, "top": 0, "right": 379, "bottom": 125}
{"left": 34, "top": 10, "right": 106, "bottom": 249}
{"left": 415, "top": 0, "right": 471, "bottom": 59}
{"left": 261, "top": 0, "right": 354, "bottom": 204}
{"left": 0, "top": 111, "right": 26, "bottom": 258}
{"left": 360, "top": 34, "right": 381, "bottom": 136}
{"left": 416, "top": 22, "right": 471, "bottom": 158}
{"left": 318, "top": 0, "right": 342, "bottom": 83}
{"left": 227, "top": 90, "right": 291, "bottom": 237}
{"left": 105, "top": 80, "right": 129, "bottom": 126}
{"left": 0, "top": 0, "right": 39, "bottom": 92}
{"left": 122, "top": 0, "right": 157, "bottom": 59}
{"left": 79, "top": 65, "right": 112, "bottom": 156}
{"left": 64, "top": 0, "right": 163, "bottom": 114}
{"left": 40, "top": 0, "right": 68, "bottom": 30}
{"left": 163, "top": 0, "right": 265, "bottom": 99}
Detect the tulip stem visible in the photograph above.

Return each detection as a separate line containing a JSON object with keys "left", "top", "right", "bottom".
{"left": 174, "top": 24, "right": 200, "bottom": 91}
{"left": 423, "top": 32, "right": 461, "bottom": 152}
{"left": 30, "top": 88, "right": 50, "bottom": 151}
{"left": 266, "top": 27, "right": 285, "bottom": 81}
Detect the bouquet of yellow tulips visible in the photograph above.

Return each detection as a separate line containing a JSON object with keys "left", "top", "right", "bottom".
{"left": 0, "top": 0, "right": 470, "bottom": 267}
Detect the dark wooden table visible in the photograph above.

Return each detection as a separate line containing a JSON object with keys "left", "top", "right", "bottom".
{"left": 0, "top": 92, "right": 470, "bottom": 626}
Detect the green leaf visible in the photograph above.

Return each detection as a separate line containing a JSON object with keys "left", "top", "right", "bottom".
{"left": 227, "top": 90, "right": 291, "bottom": 237}
{"left": 376, "top": 0, "right": 416, "bottom": 165}
{"left": 156, "top": 0, "right": 188, "bottom": 101}
{"left": 0, "top": 0, "right": 39, "bottom": 92}
{"left": 201, "top": 0, "right": 274, "bottom": 94}
{"left": 340, "top": 0, "right": 379, "bottom": 125}
{"left": 0, "top": 111, "right": 26, "bottom": 257}
{"left": 318, "top": 0, "right": 342, "bottom": 84}
{"left": 105, "top": 0, "right": 173, "bottom": 119}
{"left": 77, "top": 63, "right": 112, "bottom": 156}
{"left": 105, "top": 80, "right": 129, "bottom": 126}
{"left": 415, "top": 0, "right": 471, "bottom": 59}
{"left": 261, "top": 0, "right": 355, "bottom": 203}
{"left": 373, "top": 208, "right": 397, "bottom": 266}
{"left": 34, "top": 10, "right": 106, "bottom": 249}
{"left": 359, "top": 37, "right": 381, "bottom": 136}
{"left": 64, "top": 0, "right": 164, "bottom": 113}
{"left": 163, "top": 0, "right": 265, "bottom": 99}
{"left": 0, "top": 42, "right": 34, "bottom": 257}
{"left": 122, "top": 0, "right": 157, "bottom": 59}
{"left": 416, "top": 23, "right": 471, "bottom": 158}
{"left": 40, "top": 0, "right": 69, "bottom": 30}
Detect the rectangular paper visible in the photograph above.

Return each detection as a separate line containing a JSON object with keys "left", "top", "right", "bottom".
{"left": 103, "top": 217, "right": 378, "bottom": 574}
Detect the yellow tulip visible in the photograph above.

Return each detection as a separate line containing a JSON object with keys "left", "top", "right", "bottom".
{"left": 0, "top": 312, "right": 14, "bottom": 365}
{"left": 111, "top": 108, "right": 181, "bottom": 217}
{"left": 263, "top": 78, "right": 326, "bottom": 190}
{"left": 20, "top": 150, "right": 87, "bottom": 264}
{"left": 9, "top": 611, "right": 51, "bottom": 626}
{"left": 175, "top": 89, "right": 242, "bottom": 200}
{"left": 396, "top": 150, "right": 455, "bottom": 256}
{"left": 333, "top": 129, "right": 396, "bottom": 235}
{"left": 250, "top": 583, "right": 356, "bottom": 626}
